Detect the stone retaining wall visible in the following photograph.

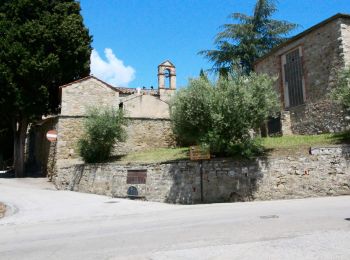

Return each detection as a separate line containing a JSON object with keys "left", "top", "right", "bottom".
{"left": 288, "top": 100, "right": 348, "bottom": 134}
{"left": 54, "top": 147, "right": 350, "bottom": 204}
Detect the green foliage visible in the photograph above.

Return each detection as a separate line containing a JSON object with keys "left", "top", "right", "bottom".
{"left": 199, "top": 69, "right": 209, "bottom": 82}
{"left": 170, "top": 78, "right": 214, "bottom": 145}
{"left": 199, "top": 0, "right": 297, "bottom": 75}
{"left": 78, "top": 107, "right": 127, "bottom": 163}
{"left": 0, "top": 0, "right": 92, "bottom": 176}
{"left": 331, "top": 67, "right": 350, "bottom": 108}
{"left": 0, "top": 0, "right": 92, "bottom": 121}
{"left": 170, "top": 73, "right": 280, "bottom": 157}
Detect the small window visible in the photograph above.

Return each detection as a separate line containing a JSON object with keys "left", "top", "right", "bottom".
{"left": 119, "top": 102, "right": 123, "bottom": 110}
{"left": 281, "top": 47, "right": 306, "bottom": 108}
{"left": 164, "top": 68, "right": 171, "bottom": 88}
{"left": 127, "top": 170, "right": 147, "bottom": 184}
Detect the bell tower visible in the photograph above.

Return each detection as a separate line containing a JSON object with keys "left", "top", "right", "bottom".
{"left": 158, "top": 60, "right": 176, "bottom": 100}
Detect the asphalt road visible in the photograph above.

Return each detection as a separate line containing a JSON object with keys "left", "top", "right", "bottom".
{"left": 1, "top": 178, "right": 350, "bottom": 260}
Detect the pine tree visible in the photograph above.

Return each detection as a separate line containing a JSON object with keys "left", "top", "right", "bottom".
{"left": 199, "top": 69, "right": 209, "bottom": 82}
{"left": 199, "top": 0, "right": 297, "bottom": 75}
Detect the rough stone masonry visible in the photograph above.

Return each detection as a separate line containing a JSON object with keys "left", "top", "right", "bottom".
{"left": 56, "top": 61, "right": 177, "bottom": 161}
{"left": 255, "top": 14, "right": 350, "bottom": 135}
{"left": 54, "top": 146, "right": 350, "bottom": 204}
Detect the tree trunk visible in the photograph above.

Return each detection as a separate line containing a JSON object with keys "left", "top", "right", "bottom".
{"left": 13, "top": 118, "right": 28, "bottom": 178}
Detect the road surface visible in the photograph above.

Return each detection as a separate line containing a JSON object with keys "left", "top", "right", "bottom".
{"left": 1, "top": 178, "right": 350, "bottom": 259}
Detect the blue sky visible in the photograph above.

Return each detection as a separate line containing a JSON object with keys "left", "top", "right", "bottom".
{"left": 79, "top": 0, "right": 350, "bottom": 88}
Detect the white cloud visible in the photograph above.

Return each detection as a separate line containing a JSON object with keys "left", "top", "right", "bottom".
{"left": 90, "top": 48, "right": 135, "bottom": 87}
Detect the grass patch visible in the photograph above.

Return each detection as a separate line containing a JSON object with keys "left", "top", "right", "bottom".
{"left": 113, "top": 131, "right": 350, "bottom": 163}
{"left": 118, "top": 147, "right": 189, "bottom": 163}
{"left": 261, "top": 134, "right": 332, "bottom": 149}
{"left": 260, "top": 131, "right": 350, "bottom": 150}
{"left": 258, "top": 131, "right": 350, "bottom": 156}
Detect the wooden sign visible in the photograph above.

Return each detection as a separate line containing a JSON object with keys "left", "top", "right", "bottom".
{"left": 46, "top": 130, "right": 57, "bottom": 142}
{"left": 190, "top": 146, "right": 210, "bottom": 161}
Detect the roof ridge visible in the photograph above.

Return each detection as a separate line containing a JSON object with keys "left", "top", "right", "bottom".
{"left": 59, "top": 75, "right": 123, "bottom": 93}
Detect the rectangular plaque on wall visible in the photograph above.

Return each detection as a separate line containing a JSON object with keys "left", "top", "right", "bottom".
{"left": 127, "top": 170, "right": 147, "bottom": 184}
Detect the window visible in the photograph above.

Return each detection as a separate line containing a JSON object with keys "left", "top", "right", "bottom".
{"left": 281, "top": 47, "right": 306, "bottom": 108}
{"left": 164, "top": 68, "right": 171, "bottom": 88}
{"left": 127, "top": 170, "right": 147, "bottom": 184}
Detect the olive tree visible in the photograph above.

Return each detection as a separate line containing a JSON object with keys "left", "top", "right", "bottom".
{"left": 78, "top": 107, "right": 127, "bottom": 163}
{"left": 170, "top": 73, "right": 280, "bottom": 157}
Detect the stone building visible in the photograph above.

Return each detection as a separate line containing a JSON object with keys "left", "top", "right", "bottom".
{"left": 254, "top": 13, "right": 350, "bottom": 135}
{"left": 56, "top": 60, "right": 177, "bottom": 161}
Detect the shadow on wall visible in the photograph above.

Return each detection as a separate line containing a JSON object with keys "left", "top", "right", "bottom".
{"left": 26, "top": 117, "right": 58, "bottom": 177}
{"left": 68, "top": 164, "right": 85, "bottom": 191}
{"left": 165, "top": 158, "right": 269, "bottom": 204}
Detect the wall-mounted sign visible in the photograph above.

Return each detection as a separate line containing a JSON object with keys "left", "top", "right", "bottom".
{"left": 127, "top": 170, "right": 147, "bottom": 184}
{"left": 46, "top": 130, "right": 57, "bottom": 142}
{"left": 190, "top": 146, "right": 210, "bottom": 161}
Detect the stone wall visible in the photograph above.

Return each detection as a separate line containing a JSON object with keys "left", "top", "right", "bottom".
{"left": 116, "top": 118, "right": 175, "bottom": 154}
{"left": 341, "top": 18, "right": 350, "bottom": 67}
{"left": 289, "top": 100, "right": 349, "bottom": 134}
{"left": 54, "top": 147, "right": 350, "bottom": 204}
{"left": 57, "top": 76, "right": 175, "bottom": 161}
{"left": 60, "top": 77, "right": 119, "bottom": 117}
{"left": 56, "top": 117, "right": 84, "bottom": 160}
{"left": 57, "top": 117, "right": 175, "bottom": 160}
{"left": 255, "top": 16, "right": 349, "bottom": 135}
{"left": 121, "top": 94, "right": 171, "bottom": 119}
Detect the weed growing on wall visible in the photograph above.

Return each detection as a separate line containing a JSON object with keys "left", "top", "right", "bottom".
{"left": 78, "top": 107, "right": 127, "bottom": 163}
{"left": 170, "top": 73, "right": 280, "bottom": 157}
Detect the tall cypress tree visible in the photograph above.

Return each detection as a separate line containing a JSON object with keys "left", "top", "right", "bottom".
{"left": 199, "top": 0, "right": 297, "bottom": 75}
{"left": 0, "top": 0, "right": 92, "bottom": 177}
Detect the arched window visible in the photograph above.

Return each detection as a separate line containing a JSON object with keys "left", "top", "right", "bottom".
{"left": 164, "top": 68, "right": 171, "bottom": 88}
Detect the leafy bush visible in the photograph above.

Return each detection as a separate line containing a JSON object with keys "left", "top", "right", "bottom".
{"left": 78, "top": 107, "right": 127, "bottom": 163}
{"left": 331, "top": 67, "right": 350, "bottom": 108}
{"left": 170, "top": 73, "right": 280, "bottom": 157}
{"left": 170, "top": 78, "right": 214, "bottom": 145}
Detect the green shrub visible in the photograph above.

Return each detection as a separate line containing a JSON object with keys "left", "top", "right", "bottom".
{"left": 331, "top": 67, "right": 350, "bottom": 108}
{"left": 78, "top": 107, "right": 127, "bottom": 163}
{"left": 170, "top": 73, "right": 279, "bottom": 157}
{"left": 170, "top": 78, "right": 214, "bottom": 145}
